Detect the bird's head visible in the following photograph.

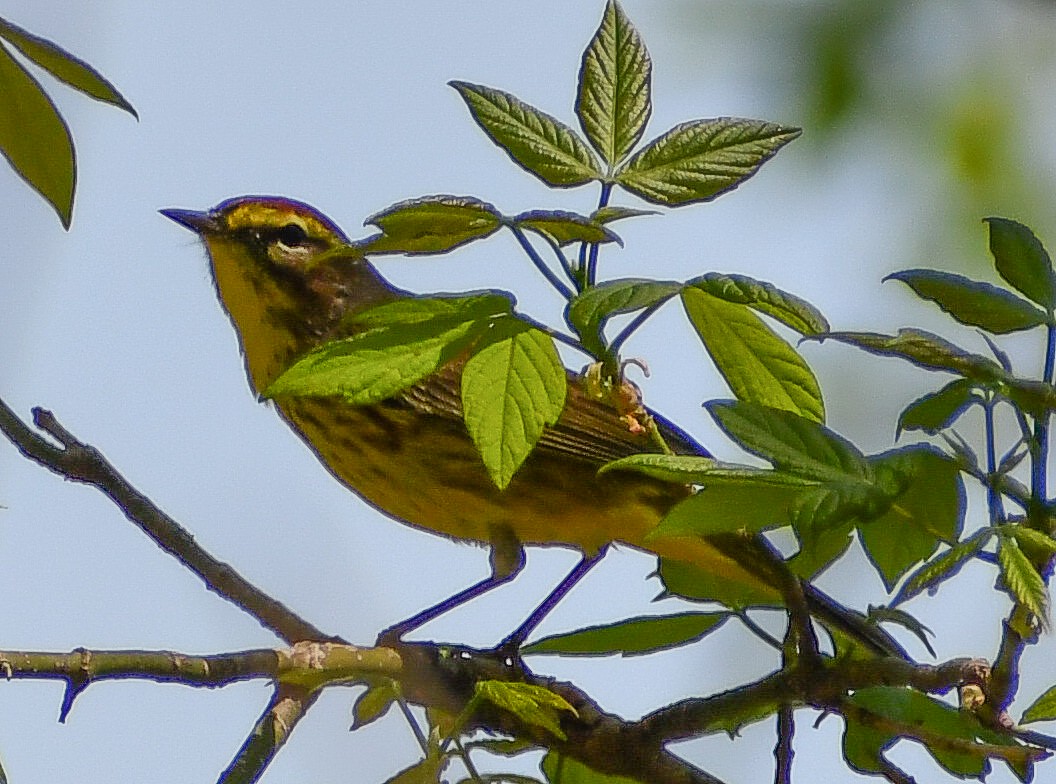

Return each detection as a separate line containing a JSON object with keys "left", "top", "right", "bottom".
{"left": 162, "top": 196, "right": 395, "bottom": 393}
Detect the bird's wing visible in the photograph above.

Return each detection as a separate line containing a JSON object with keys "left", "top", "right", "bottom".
{"left": 398, "top": 363, "right": 710, "bottom": 466}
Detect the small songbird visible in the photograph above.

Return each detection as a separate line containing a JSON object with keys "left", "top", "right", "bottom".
{"left": 162, "top": 196, "right": 902, "bottom": 655}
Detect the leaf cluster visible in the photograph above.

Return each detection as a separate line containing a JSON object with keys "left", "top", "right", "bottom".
{"left": 0, "top": 15, "right": 135, "bottom": 227}
{"left": 262, "top": 5, "right": 1056, "bottom": 782}
{"left": 6, "top": 3, "right": 1056, "bottom": 784}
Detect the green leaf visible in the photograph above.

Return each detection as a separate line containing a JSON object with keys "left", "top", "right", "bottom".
{"left": 892, "top": 528, "right": 992, "bottom": 606}
{"left": 682, "top": 288, "right": 824, "bottom": 422}
{"left": 810, "top": 329, "right": 1008, "bottom": 382}
{"left": 686, "top": 274, "right": 829, "bottom": 335}
{"left": 997, "top": 534, "right": 1049, "bottom": 622}
{"left": 1004, "top": 524, "right": 1056, "bottom": 559}
{"left": 350, "top": 680, "right": 398, "bottom": 730}
{"left": 897, "top": 378, "right": 978, "bottom": 437}
{"left": 542, "top": 751, "right": 645, "bottom": 784}
{"left": 576, "top": 0, "right": 651, "bottom": 167}
{"left": 598, "top": 453, "right": 716, "bottom": 482}
{"left": 700, "top": 407, "right": 964, "bottom": 590}
{"left": 476, "top": 681, "right": 577, "bottom": 741}
{"left": 1003, "top": 377, "right": 1056, "bottom": 417}
{"left": 788, "top": 518, "right": 855, "bottom": 580}
{"left": 858, "top": 447, "right": 965, "bottom": 591}
{"left": 348, "top": 293, "right": 515, "bottom": 329}
{"left": 0, "top": 16, "right": 135, "bottom": 116}
{"left": 450, "top": 80, "right": 602, "bottom": 187}
{"left": 512, "top": 209, "right": 619, "bottom": 246}
{"left": 604, "top": 454, "right": 726, "bottom": 486}
{"left": 1021, "top": 684, "right": 1056, "bottom": 724}
{"left": 268, "top": 296, "right": 510, "bottom": 404}
{"left": 985, "top": 218, "right": 1056, "bottom": 311}
{"left": 845, "top": 686, "right": 1035, "bottom": 779}
{"left": 591, "top": 205, "right": 658, "bottom": 224}
{"left": 706, "top": 401, "right": 866, "bottom": 482}
{"left": 461, "top": 322, "right": 567, "bottom": 489}
{"left": 361, "top": 195, "right": 502, "bottom": 255}
{"left": 616, "top": 118, "right": 800, "bottom": 206}
{"left": 790, "top": 481, "right": 885, "bottom": 532}
{"left": 567, "top": 278, "right": 681, "bottom": 355}
{"left": 651, "top": 469, "right": 813, "bottom": 537}
{"left": 383, "top": 754, "right": 445, "bottom": 784}
{"left": 267, "top": 320, "right": 479, "bottom": 404}
{"left": 522, "top": 612, "right": 728, "bottom": 657}
{"left": 0, "top": 41, "right": 74, "bottom": 227}
{"left": 841, "top": 708, "right": 893, "bottom": 775}
{"left": 657, "top": 556, "right": 781, "bottom": 609}
{"left": 886, "top": 269, "right": 1047, "bottom": 333}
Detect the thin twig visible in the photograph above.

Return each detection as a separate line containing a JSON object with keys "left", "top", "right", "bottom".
{"left": 508, "top": 225, "right": 575, "bottom": 300}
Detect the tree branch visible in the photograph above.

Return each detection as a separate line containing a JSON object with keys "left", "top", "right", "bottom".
{"left": 219, "top": 685, "right": 320, "bottom": 784}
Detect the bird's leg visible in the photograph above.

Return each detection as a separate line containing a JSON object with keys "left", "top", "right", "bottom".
{"left": 376, "top": 529, "right": 526, "bottom": 648}
{"left": 497, "top": 544, "right": 610, "bottom": 655}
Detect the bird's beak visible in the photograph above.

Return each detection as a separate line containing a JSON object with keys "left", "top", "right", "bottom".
{"left": 159, "top": 207, "right": 218, "bottom": 234}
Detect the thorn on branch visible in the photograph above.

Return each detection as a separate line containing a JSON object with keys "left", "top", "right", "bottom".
{"left": 58, "top": 648, "right": 92, "bottom": 723}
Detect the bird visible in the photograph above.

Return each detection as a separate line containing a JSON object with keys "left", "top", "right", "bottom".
{"left": 161, "top": 196, "right": 903, "bottom": 656}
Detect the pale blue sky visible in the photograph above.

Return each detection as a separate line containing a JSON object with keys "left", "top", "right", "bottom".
{"left": 2, "top": 2, "right": 1056, "bottom": 783}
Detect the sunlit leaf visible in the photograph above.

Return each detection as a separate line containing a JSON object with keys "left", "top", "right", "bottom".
{"left": 576, "top": 0, "right": 651, "bottom": 167}
{"left": 886, "top": 269, "right": 1047, "bottom": 333}
{"left": 892, "top": 528, "right": 992, "bottom": 606}
{"left": 598, "top": 453, "right": 716, "bottom": 482}
{"left": 451, "top": 80, "right": 602, "bottom": 186}
{"left": 567, "top": 277, "right": 681, "bottom": 356}
{"left": 616, "top": 118, "right": 800, "bottom": 206}
{"left": 1004, "top": 524, "right": 1056, "bottom": 559}
{"left": 513, "top": 209, "right": 619, "bottom": 246}
{"left": 985, "top": 218, "right": 1056, "bottom": 311}
{"left": 997, "top": 534, "right": 1049, "bottom": 623}
{"left": 462, "top": 321, "right": 567, "bottom": 489}
{"left": 476, "top": 681, "right": 577, "bottom": 741}
{"left": 683, "top": 289, "right": 824, "bottom": 422}
{"left": 858, "top": 447, "right": 965, "bottom": 591}
{"left": 268, "top": 295, "right": 512, "bottom": 404}
{"left": 349, "top": 293, "right": 514, "bottom": 328}
{"left": 361, "top": 195, "right": 502, "bottom": 255}
{"left": 1021, "top": 684, "right": 1056, "bottom": 724}
{"left": 686, "top": 273, "right": 829, "bottom": 335}
{"left": 706, "top": 401, "right": 865, "bottom": 482}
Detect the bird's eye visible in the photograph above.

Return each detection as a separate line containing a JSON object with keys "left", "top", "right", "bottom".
{"left": 276, "top": 222, "right": 309, "bottom": 247}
